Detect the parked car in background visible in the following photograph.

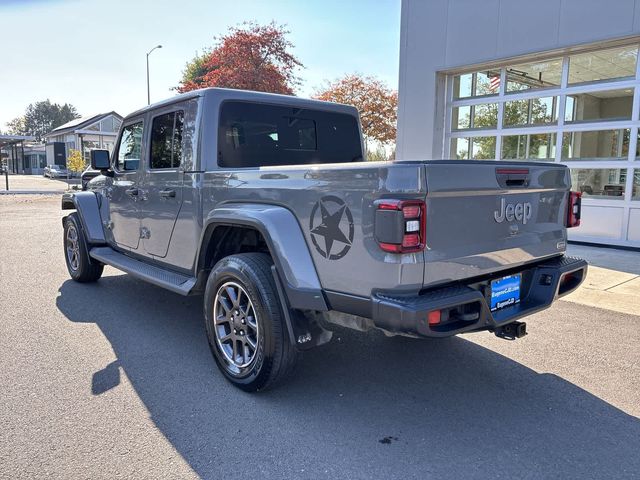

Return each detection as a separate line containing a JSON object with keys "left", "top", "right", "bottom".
{"left": 80, "top": 167, "right": 101, "bottom": 190}
{"left": 45, "top": 165, "right": 71, "bottom": 178}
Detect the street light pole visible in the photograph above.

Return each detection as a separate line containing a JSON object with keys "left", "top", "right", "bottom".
{"left": 146, "top": 44, "right": 163, "bottom": 105}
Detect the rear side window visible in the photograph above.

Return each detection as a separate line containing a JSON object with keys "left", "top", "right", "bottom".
{"left": 150, "top": 111, "right": 184, "bottom": 169}
{"left": 218, "top": 101, "right": 363, "bottom": 168}
{"left": 117, "top": 122, "right": 144, "bottom": 171}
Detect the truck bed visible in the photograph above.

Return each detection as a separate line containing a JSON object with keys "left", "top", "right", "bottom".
{"left": 201, "top": 159, "right": 571, "bottom": 298}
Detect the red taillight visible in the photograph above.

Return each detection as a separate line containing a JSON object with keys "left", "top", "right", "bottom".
{"left": 402, "top": 205, "right": 421, "bottom": 218}
{"left": 402, "top": 233, "right": 420, "bottom": 248}
{"left": 428, "top": 310, "right": 441, "bottom": 326}
{"left": 375, "top": 199, "right": 426, "bottom": 253}
{"left": 567, "top": 191, "right": 581, "bottom": 228}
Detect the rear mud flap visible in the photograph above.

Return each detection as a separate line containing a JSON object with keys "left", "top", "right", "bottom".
{"left": 271, "top": 265, "right": 333, "bottom": 351}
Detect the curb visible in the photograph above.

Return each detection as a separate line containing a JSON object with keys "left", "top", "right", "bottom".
{"left": 0, "top": 190, "right": 66, "bottom": 195}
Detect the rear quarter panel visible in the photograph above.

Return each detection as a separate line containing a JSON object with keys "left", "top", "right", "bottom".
{"left": 201, "top": 162, "right": 426, "bottom": 298}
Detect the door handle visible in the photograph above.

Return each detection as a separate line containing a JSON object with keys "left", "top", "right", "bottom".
{"left": 125, "top": 188, "right": 139, "bottom": 196}
{"left": 159, "top": 189, "right": 176, "bottom": 198}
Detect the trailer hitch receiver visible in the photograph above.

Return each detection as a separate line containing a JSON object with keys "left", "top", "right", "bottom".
{"left": 495, "top": 321, "right": 527, "bottom": 340}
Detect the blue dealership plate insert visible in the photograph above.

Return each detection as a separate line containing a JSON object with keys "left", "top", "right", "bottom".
{"left": 490, "top": 274, "right": 521, "bottom": 311}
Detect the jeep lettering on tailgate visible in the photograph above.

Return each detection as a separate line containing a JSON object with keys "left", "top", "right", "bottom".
{"left": 494, "top": 198, "right": 533, "bottom": 225}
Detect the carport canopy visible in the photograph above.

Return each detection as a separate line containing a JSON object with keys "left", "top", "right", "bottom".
{"left": 0, "top": 135, "right": 35, "bottom": 173}
{"left": 0, "top": 134, "right": 35, "bottom": 148}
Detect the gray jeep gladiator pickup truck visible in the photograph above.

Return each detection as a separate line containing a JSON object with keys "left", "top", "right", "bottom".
{"left": 62, "top": 87, "right": 587, "bottom": 391}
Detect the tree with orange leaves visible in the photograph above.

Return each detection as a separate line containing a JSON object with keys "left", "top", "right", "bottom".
{"left": 176, "top": 22, "right": 303, "bottom": 95}
{"left": 313, "top": 74, "right": 398, "bottom": 145}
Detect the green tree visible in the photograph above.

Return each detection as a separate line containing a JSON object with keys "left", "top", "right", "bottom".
{"left": 6, "top": 116, "right": 26, "bottom": 136}
{"left": 178, "top": 49, "right": 212, "bottom": 90}
{"left": 7, "top": 100, "right": 80, "bottom": 142}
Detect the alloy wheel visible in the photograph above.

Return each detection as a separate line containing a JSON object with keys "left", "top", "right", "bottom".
{"left": 66, "top": 224, "right": 80, "bottom": 271}
{"left": 213, "top": 281, "right": 260, "bottom": 370}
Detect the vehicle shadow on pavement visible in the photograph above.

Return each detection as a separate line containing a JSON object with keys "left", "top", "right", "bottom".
{"left": 56, "top": 275, "right": 640, "bottom": 479}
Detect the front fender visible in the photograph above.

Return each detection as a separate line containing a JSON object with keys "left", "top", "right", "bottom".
{"left": 61, "top": 192, "right": 106, "bottom": 245}
{"left": 200, "top": 203, "right": 327, "bottom": 311}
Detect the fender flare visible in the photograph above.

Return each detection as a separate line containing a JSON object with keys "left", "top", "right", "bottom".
{"left": 198, "top": 203, "right": 327, "bottom": 312}
{"left": 61, "top": 192, "right": 106, "bottom": 245}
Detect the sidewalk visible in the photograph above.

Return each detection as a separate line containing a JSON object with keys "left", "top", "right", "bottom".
{"left": 563, "top": 244, "right": 639, "bottom": 315}
{"left": 0, "top": 174, "right": 78, "bottom": 194}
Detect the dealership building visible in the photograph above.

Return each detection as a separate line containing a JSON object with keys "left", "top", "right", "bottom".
{"left": 397, "top": 0, "right": 640, "bottom": 247}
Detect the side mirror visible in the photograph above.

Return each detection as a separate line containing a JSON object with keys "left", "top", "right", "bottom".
{"left": 90, "top": 150, "right": 110, "bottom": 170}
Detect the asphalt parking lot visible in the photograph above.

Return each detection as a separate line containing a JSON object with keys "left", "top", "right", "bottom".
{"left": 1, "top": 195, "right": 639, "bottom": 479}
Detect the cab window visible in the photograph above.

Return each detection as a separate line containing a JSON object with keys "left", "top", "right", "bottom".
{"left": 150, "top": 111, "right": 184, "bottom": 169}
{"left": 117, "top": 122, "right": 143, "bottom": 171}
{"left": 217, "top": 101, "right": 363, "bottom": 168}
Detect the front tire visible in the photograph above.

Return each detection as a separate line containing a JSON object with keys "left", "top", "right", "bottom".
{"left": 63, "top": 212, "right": 103, "bottom": 283}
{"left": 204, "top": 253, "right": 298, "bottom": 392}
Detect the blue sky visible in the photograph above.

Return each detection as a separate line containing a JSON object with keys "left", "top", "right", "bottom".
{"left": 0, "top": 0, "right": 401, "bottom": 130}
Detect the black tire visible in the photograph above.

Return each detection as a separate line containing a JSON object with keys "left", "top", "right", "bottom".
{"left": 63, "top": 212, "right": 104, "bottom": 283}
{"left": 204, "top": 253, "right": 298, "bottom": 392}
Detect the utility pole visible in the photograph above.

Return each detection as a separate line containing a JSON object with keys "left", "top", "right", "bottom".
{"left": 146, "top": 44, "right": 163, "bottom": 105}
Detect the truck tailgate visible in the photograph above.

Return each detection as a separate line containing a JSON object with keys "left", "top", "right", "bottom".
{"left": 422, "top": 161, "right": 570, "bottom": 288}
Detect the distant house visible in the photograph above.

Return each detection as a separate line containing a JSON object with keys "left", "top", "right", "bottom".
{"left": 0, "top": 135, "right": 39, "bottom": 174}
{"left": 21, "top": 144, "right": 47, "bottom": 175}
{"left": 43, "top": 112, "right": 122, "bottom": 167}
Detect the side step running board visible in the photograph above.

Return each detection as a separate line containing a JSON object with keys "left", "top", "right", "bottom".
{"left": 89, "top": 247, "right": 197, "bottom": 296}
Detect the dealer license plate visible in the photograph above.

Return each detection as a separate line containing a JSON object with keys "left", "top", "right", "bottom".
{"left": 490, "top": 274, "right": 521, "bottom": 311}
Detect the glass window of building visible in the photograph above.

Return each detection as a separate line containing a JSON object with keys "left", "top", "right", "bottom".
{"left": 451, "top": 138, "right": 470, "bottom": 159}
{"left": 562, "top": 129, "right": 630, "bottom": 161}
{"left": 472, "top": 103, "right": 498, "bottom": 129}
{"left": 633, "top": 170, "right": 640, "bottom": 200}
{"left": 570, "top": 168, "right": 627, "bottom": 199}
{"left": 502, "top": 133, "right": 557, "bottom": 161}
{"left": 451, "top": 137, "right": 496, "bottom": 160}
{"left": 453, "top": 70, "right": 501, "bottom": 99}
{"left": 471, "top": 136, "right": 496, "bottom": 159}
{"left": 568, "top": 45, "right": 638, "bottom": 85}
{"left": 504, "top": 96, "right": 558, "bottom": 127}
{"left": 452, "top": 106, "right": 471, "bottom": 130}
{"left": 564, "top": 88, "right": 633, "bottom": 123}
{"left": 506, "top": 58, "right": 562, "bottom": 92}
{"left": 100, "top": 118, "right": 116, "bottom": 132}
{"left": 446, "top": 40, "right": 640, "bottom": 223}
{"left": 451, "top": 103, "right": 497, "bottom": 130}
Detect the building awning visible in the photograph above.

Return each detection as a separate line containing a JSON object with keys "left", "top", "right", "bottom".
{"left": 0, "top": 135, "right": 35, "bottom": 148}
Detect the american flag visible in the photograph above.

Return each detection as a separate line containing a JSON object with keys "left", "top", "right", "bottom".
{"left": 489, "top": 74, "right": 500, "bottom": 92}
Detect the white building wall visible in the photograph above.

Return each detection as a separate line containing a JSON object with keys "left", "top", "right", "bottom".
{"left": 397, "top": 0, "right": 640, "bottom": 248}
{"left": 397, "top": 0, "right": 640, "bottom": 160}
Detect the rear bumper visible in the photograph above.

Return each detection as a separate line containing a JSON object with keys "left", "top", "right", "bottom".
{"left": 370, "top": 255, "right": 587, "bottom": 338}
